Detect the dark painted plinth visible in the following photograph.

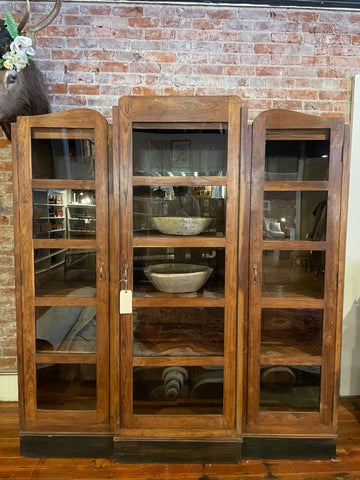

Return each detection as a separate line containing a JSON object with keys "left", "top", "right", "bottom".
{"left": 20, "top": 434, "right": 336, "bottom": 461}
{"left": 114, "top": 439, "right": 242, "bottom": 464}
{"left": 242, "top": 436, "right": 337, "bottom": 459}
{"left": 20, "top": 435, "right": 114, "bottom": 458}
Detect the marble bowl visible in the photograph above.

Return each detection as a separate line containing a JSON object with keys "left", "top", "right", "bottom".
{"left": 152, "top": 217, "right": 212, "bottom": 236}
{"left": 144, "top": 263, "right": 213, "bottom": 293}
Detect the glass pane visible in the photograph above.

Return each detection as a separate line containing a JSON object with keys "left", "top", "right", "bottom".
{"left": 31, "top": 128, "right": 95, "bottom": 180}
{"left": 34, "top": 249, "right": 96, "bottom": 296}
{"left": 36, "top": 363, "right": 96, "bottom": 409}
{"left": 265, "top": 139, "right": 329, "bottom": 181}
{"left": 67, "top": 193, "right": 96, "bottom": 239}
{"left": 133, "top": 124, "right": 227, "bottom": 177}
{"left": 263, "top": 192, "right": 327, "bottom": 241}
{"left": 260, "top": 365, "right": 321, "bottom": 412}
{"left": 134, "top": 307, "right": 224, "bottom": 357}
{"left": 33, "top": 189, "right": 66, "bottom": 239}
{"left": 133, "top": 366, "right": 223, "bottom": 415}
{"left": 35, "top": 305, "right": 96, "bottom": 353}
{"left": 134, "top": 247, "right": 224, "bottom": 296}
{"left": 261, "top": 309, "right": 323, "bottom": 357}
{"left": 33, "top": 189, "right": 96, "bottom": 239}
{"left": 262, "top": 250, "right": 325, "bottom": 299}
{"left": 133, "top": 186, "right": 226, "bottom": 236}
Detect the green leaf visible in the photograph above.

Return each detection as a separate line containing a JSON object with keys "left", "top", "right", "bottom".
{"left": 3, "top": 10, "right": 18, "bottom": 39}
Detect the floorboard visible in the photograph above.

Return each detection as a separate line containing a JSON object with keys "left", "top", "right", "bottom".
{"left": 0, "top": 397, "right": 359, "bottom": 479}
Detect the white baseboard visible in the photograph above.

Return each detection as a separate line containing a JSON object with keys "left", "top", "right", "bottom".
{"left": 0, "top": 373, "right": 18, "bottom": 401}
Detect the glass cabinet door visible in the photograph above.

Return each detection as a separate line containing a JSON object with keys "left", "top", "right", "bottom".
{"left": 113, "top": 97, "right": 243, "bottom": 434}
{"left": 13, "top": 110, "right": 109, "bottom": 431}
{"left": 247, "top": 110, "right": 345, "bottom": 434}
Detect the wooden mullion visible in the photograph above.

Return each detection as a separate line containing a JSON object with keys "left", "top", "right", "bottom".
{"left": 35, "top": 297, "right": 97, "bottom": 306}
{"left": 247, "top": 111, "right": 266, "bottom": 428}
{"left": 133, "top": 236, "right": 225, "bottom": 248}
{"left": 263, "top": 240, "right": 326, "bottom": 251}
{"left": 132, "top": 176, "right": 226, "bottom": 186}
{"left": 319, "top": 118, "right": 344, "bottom": 427}
{"left": 132, "top": 296, "right": 224, "bottom": 307}
{"left": 264, "top": 181, "right": 328, "bottom": 191}
{"left": 36, "top": 353, "right": 97, "bottom": 364}
{"left": 18, "top": 116, "right": 38, "bottom": 425}
{"left": 132, "top": 356, "right": 224, "bottom": 367}
{"left": 261, "top": 298, "right": 324, "bottom": 309}
{"left": 33, "top": 239, "right": 96, "bottom": 249}
{"left": 32, "top": 179, "right": 95, "bottom": 190}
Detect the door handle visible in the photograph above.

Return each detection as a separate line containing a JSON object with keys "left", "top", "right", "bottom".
{"left": 252, "top": 264, "right": 258, "bottom": 284}
{"left": 99, "top": 262, "right": 105, "bottom": 281}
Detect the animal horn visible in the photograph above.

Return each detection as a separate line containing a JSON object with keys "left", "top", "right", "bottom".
{"left": 17, "top": 0, "right": 30, "bottom": 34}
{"left": 22, "top": 0, "right": 62, "bottom": 35}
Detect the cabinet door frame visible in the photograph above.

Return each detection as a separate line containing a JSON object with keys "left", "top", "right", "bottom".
{"left": 111, "top": 96, "right": 245, "bottom": 436}
{"left": 247, "top": 109, "right": 346, "bottom": 435}
{"left": 13, "top": 109, "right": 110, "bottom": 432}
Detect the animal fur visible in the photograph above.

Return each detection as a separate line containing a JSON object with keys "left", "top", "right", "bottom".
{"left": 0, "top": 63, "right": 51, "bottom": 140}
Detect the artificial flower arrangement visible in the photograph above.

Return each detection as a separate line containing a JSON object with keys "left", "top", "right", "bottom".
{"left": 0, "top": 10, "right": 35, "bottom": 72}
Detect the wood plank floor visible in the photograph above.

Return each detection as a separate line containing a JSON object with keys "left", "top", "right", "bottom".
{"left": 1, "top": 398, "right": 360, "bottom": 479}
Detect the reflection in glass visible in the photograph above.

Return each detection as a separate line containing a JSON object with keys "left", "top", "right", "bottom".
{"left": 34, "top": 249, "right": 96, "bottom": 296}
{"left": 132, "top": 124, "right": 228, "bottom": 177}
{"left": 35, "top": 303, "right": 96, "bottom": 353}
{"left": 265, "top": 139, "right": 329, "bottom": 181}
{"left": 262, "top": 250, "right": 325, "bottom": 299}
{"left": 133, "top": 247, "right": 225, "bottom": 296}
{"left": 36, "top": 363, "right": 96, "bottom": 410}
{"left": 133, "top": 307, "right": 224, "bottom": 357}
{"left": 261, "top": 309, "right": 323, "bottom": 357}
{"left": 260, "top": 365, "right": 320, "bottom": 412}
{"left": 133, "top": 366, "right": 223, "bottom": 415}
{"left": 31, "top": 128, "right": 95, "bottom": 180}
{"left": 133, "top": 186, "right": 226, "bottom": 236}
{"left": 32, "top": 189, "right": 96, "bottom": 240}
{"left": 263, "top": 192, "right": 327, "bottom": 240}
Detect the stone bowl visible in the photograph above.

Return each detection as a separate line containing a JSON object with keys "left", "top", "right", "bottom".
{"left": 152, "top": 217, "right": 212, "bottom": 236}
{"left": 144, "top": 263, "right": 213, "bottom": 293}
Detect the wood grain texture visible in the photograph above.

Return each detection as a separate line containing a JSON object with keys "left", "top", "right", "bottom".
{"left": 0, "top": 398, "right": 360, "bottom": 477}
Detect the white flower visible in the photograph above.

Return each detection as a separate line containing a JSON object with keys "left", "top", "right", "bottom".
{"left": 10, "top": 36, "right": 35, "bottom": 60}
{"left": 3, "top": 60, "right": 14, "bottom": 70}
{"left": 3, "top": 51, "right": 28, "bottom": 72}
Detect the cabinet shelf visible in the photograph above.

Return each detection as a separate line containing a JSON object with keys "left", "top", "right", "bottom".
{"left": 132, "top": 176, "right": 227, "bottom": 186}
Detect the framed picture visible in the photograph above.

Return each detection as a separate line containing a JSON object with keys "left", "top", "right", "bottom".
{"left": 171, "top": 140, "right": 191, "bottom": 172}
{"left": 263, "top": 200, "right": 271, "bottom": 212}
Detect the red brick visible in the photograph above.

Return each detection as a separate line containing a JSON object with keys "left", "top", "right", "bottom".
{"left": 271, "top": 33, "right": 302, "bottom": 44}
{"left": 146, "top": 52, "right": 177, "bottom": 63}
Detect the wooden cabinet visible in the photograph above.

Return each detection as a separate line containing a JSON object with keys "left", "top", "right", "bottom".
{"left": 244, "top": 110, "right": 348, "bottom": 458}
{"left": 110, "top": 96, "right": 246, "bottom": 460}
{"left": 12, "top": 100, "right": 349, "bottom": 461}
{"left": 12, "top": 110, "right": 110, "bottom": 440}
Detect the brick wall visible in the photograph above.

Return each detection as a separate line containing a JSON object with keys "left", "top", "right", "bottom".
{"left": 0, "top": 135, "right": 15, "bottom": 372}
{"left": 0, "top": 0, "right": 359, "bottom": 372}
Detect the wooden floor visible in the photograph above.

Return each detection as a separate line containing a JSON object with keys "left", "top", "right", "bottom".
{"left": 1, "top": 398, "right": 360, "bottom": 479}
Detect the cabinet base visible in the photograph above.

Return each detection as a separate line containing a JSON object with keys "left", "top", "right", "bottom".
{"left": 114, "top": 438, "right": 242, "bottom": 464}
{"left": 20, "top": 435, "right": 114, "bottom": 458}
{"left": 19, "top": 434, "right": 336, "bottom": 461}
{"left": 242, "top": 436, "right": 336, "bottom": 460}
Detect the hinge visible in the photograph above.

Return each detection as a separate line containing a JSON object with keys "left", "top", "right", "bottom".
{"left": 20, "top": 269, "right": 23, "bottom": 286}
{"left": 16, "top": 143, "right": 19, "bottom": 161}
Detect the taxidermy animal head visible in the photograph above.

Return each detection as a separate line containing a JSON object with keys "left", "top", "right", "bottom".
{"left": 0, "top": 0, "right": 62, "bottom": 140}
